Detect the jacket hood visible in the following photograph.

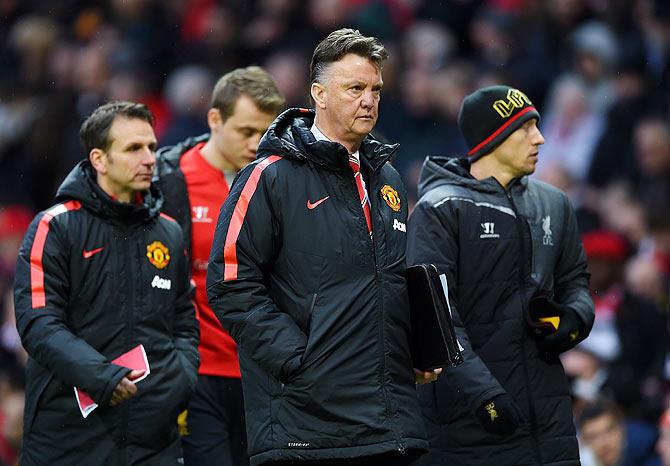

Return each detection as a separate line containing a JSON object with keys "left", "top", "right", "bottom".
{"left": 56, "top": 160, "right": 163, "bottom": 226}
{"left": 418, "top": 156, "right": 529, "bottom": 198}
{"left": 257, "top": 107, "right": 399, "bottom": 172}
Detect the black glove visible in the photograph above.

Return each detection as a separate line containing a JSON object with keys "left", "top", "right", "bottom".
{"left": 536, "top": 304, "right": 586, "bottom": 354}
{"left": 476, "top": 394, "right": 524, "bottom": 435}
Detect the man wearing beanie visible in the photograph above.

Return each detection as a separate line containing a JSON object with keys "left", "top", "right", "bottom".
{"left": 407, "top": 85, "right": 595, "bottom": 466}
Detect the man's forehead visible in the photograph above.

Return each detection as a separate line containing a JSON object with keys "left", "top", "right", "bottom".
{"left": 109, "top": 116, "right": 156, "bottom": 144}
{"left": 327, "top": 54, "right": 382, "bottom": 77}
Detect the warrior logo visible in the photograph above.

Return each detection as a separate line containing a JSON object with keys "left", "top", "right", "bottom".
{"left": 480, "top": 222, "right": 500, "bottom": 239}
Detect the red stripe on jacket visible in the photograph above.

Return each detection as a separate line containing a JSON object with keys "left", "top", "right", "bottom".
{"left": 159, "top": 211, "right": 177, "bottom": 223}
{"left": 224, "top": 156, "right": 282, "bottom": 281}
{"left": 468, "top": 106, "right": 537, "bottom": 156}
{"left": 30, "top": 200, "right": 82, "bottom": 308}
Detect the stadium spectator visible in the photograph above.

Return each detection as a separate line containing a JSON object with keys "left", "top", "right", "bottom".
{"left": 578, "top": 399, "right": 661, "bottom": 466}
{"left": 658, "top": 409, "right": 670, "bottom": 466}
{"left": 156, "top": 66, "right": 285, "bottom": 466}
{"left": 13, "top": 101, "right": 199, "bottom": 465}
{"left": 207, "top": 28, "right": 434, "bottom": 465}
{"left": 407, "top": 85, "right": 594, "bottom": 466}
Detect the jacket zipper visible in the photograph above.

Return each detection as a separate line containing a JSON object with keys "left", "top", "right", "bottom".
{"left": 368, "top": 173, "right": 405, "bottom": 454}
{"left": 505, "top": 188, "right": 543, "bottom": 466}
{"left": 120, "top": 228, "right": 137, "bottom": 459}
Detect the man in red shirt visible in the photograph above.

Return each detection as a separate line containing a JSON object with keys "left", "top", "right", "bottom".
{"left": 156, "top": 67, "right": 285, "bottom": 466}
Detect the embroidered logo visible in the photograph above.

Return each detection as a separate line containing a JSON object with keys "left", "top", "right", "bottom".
{"left": 381, "top": 185, "right": 401, "bottom": 212}
{"left": 480, "top": 222, "right": 500, "bottom": 239}
{"left": 492, "top": 88, "right": 533, "bottom": 118}
{"left": 542, "top": 215, "right": 553, "bottom": 245}
{"left": 151, "top": 275, "right": 171, "bottom": 290}
{"left": 485, "top": 402, "right": 499, "bottom": 421}
{"left": 307, "top": 196, "right": 329, "bottom": 210}
{"left": 393, "top": 218, "right": 406, "bottom": 232}
{"left": 82, "top": 247, "right": 105, "bottom": 259}
{"left": 146, "top": 241, "right": 170, "bottom": 269}
{"left": 287, "top": 442, "right": 310, "bottom": 448}
{"left": 192, "top": 206, "right": 212, "bottom": 223}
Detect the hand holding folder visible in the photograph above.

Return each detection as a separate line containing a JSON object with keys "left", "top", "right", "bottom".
{"left": 74, "top": 344, "right": 150, "bottom": 418}
{"left": 407, "top": 264, "right": 463, "bottom": 371}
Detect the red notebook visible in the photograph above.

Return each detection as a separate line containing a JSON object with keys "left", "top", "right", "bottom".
{"left": 74, "top": 344, "right": 150, "bottom": 418}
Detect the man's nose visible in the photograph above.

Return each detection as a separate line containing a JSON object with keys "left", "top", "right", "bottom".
{"left": 361, "top": 90, "right": 374, "bottom": 108}
{"left": 248, "top": 133, "right": 262, "bottom": 153}
{"left": 143, "top": 147, "right": 156, "bottom": 165}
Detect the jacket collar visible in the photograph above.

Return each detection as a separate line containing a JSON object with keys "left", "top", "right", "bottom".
{"left": 258, "top": 108, "right": 399, "bottom": 174}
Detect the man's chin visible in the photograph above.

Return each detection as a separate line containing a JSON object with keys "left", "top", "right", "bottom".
{"left": 354, "top": 120, "right": 376, "bottom": 135}
{"left": 134, "top": 182, "right": 152, "bottom": 192}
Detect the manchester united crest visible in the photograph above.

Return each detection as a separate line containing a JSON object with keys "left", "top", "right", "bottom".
{"left": 381, "top": 185, "right": 401, "bottom": 212}
{"left": 146, "top": 241, "right": 170, "bottom": 269}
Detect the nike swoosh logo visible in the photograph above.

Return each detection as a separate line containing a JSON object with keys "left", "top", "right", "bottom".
{"left": 82, "top": 247, "right": 105, "bottom": 259}
{"left": 307, "top": 196, "right": 330, "bottom": 210}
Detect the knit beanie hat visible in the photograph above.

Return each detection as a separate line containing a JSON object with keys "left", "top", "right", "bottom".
{"left": 458, "top": 85, "right": 540, "bottom": 161}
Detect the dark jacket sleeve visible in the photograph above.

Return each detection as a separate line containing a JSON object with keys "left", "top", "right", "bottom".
{"left": 407, "top": 200, "right": 505, "bottom": 410}
{"left": 206, "top": 159, "right": 307, "bottom": 382}
{"left": 553, "top": 195, "right": 595, "bottom": 334}
{"left": 172, "top": 230, "right": 200, "bottom": 392}
{"left": 13, "top": 214, "right": 128, "bottom": 405}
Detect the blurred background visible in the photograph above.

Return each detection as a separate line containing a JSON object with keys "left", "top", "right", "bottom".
{"left": 1, "top": 0, "right": 669, "bottom": 465}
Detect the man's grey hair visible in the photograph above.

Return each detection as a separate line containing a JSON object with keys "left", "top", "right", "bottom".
{"left": 310, "top": 28, "right": 388, "bottom": 85}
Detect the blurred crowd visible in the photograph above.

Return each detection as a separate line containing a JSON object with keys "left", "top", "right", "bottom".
{"left": 1, "top": 0, "right": 670, "bottom": 465}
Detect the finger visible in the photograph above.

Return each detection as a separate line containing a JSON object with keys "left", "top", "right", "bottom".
{"left": 128, "top": 369, "right": 146, "bottom": 381}
{"left": 119, "top": 378, "right": 138, "bottom": 396}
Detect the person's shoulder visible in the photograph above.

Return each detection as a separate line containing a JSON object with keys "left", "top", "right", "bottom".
{"left": 240, "top": 153, "right": 297, "bottom": 182}
{"left": 418, "top": 180, "right": 475, "bottom": 211}
{"left": 156, "top": 210, "right": 182, "bottom": 231}
{"left": 40, "top": 200, "right": 85, "bottom": 226}
{"left": 155, "top": 133, "right": 209, "bottom": 177}
{"left": 526, "top": 177, "right": 568, "bottom": 202}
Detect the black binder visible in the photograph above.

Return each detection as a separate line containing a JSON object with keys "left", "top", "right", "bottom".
{"left": 407, "top": 264, "right": 463, "bottom": 371}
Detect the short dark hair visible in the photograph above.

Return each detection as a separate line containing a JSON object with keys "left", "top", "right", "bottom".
{"left": 211, "top": 66, "right": 285, "bottom": 121}
{"left": 577, "top": 399, "right": 623, "bottom": 430}
{"left": 79, "top": 101, "right": 154, "bottom": 155}
{"left": 310, "top": 28, "right": 389, "bottom": 85}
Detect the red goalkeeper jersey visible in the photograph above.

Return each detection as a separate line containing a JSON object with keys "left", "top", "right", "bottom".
{"left": 180, "top": 143, "right": 240, "bottom": 377}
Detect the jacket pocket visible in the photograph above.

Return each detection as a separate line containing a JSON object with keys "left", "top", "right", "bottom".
{"left": 301, "top": 293, "right": 318, "bottom": 360}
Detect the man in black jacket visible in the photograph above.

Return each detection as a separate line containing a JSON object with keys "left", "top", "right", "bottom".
{"left": 155, "top": 66, "right": 284, "bottom": 466}
{"left": 206, "top": 29, "right": 434, "bottom": 466}
{"left": 14, "top": 101, "right": 199, "bottom": 465}
{"left": 407, "top": 85, "right": 595, "bottom": 466}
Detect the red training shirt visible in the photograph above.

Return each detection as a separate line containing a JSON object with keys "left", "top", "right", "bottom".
{"left": 180, "top": 143, "right": 240, "bottom": 377}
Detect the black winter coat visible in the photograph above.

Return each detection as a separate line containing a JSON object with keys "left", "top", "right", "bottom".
{"left": 14, "top": 161, "right": 199, "bottom": 465}
{"left": 407, "top": 157, "right": 594, "bottom": 466}
{"left": 206, "top": 108, "right": 427, "bottom": 465}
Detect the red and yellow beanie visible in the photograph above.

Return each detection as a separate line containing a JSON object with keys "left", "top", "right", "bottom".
{"left": 458, "top": 85, "right": 540, "bottom": 161}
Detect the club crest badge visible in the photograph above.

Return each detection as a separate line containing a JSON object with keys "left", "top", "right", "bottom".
{"left": 381, "top": 185, "right": 401, "bottom": 212}
{"left": 146, "top": 241, "right": 170, "bottom": 269}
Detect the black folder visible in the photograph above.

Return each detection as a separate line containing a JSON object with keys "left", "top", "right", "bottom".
{"left": 407, "top": 264, "right": 463, "bottom": 371}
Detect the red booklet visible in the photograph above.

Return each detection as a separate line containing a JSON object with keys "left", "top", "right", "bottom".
{"left": 74, "top": 344, "right": 150, "bottom": 418}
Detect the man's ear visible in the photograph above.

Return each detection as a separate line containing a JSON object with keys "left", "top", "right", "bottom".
{"left": 311, "top": 82, "right": 327, "bottom": 110}
{"left": 89, "top": 148, "right": 107, "bottom": 174}
{"left": 207, "top": 107, "right": 223, "bottom": 131}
